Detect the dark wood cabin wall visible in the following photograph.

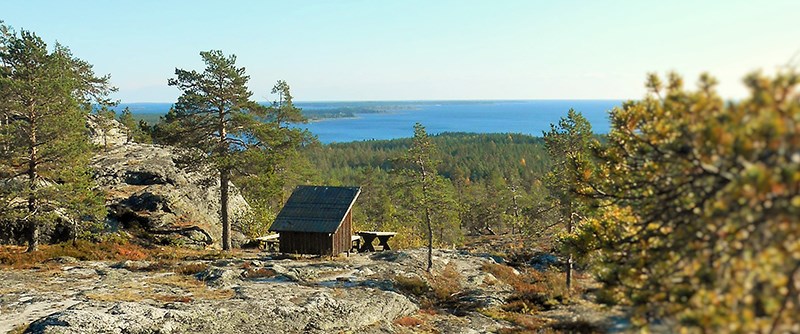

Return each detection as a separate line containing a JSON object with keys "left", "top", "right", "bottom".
{"left": 278, "top": 209, "right": 354, "bottom": 256}
{"left": 280, "top": 232, "right": 332, "bottom": 255}
{"left": 332, "top": 211, "right": 352, "bottom": 255}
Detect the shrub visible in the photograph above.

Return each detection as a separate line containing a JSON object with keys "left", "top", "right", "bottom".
{"left": 394, "top": 316, "right": 424, "bottom": 327}
{"left": 482, "top": 263, "right": 571, "bottom": 314}
{"left": 243, "top": 267, "right": 277, "bottom": 279}
{"left": 112, "top": 244, "right": 148, "bottom": 261}
{"left": 0, "top": 238, "right": 152, "bottom": 268}
{"left": 394, "top": 275, "right": 429, "bottom": 297}
{"left": 176, "top": 263, "right": 208, "bottom": 275}
{"left": 482, "top": 263, "right": 544, "bottom": 294}
{"left": 429, "top": 263, "right": 462, "bottom": 300}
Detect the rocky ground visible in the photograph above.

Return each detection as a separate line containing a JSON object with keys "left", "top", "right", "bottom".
{"left": 0, "top": 245, "right": 631, "bottom": 334}
{"left": 1, "top": 117, "right": 633, "bottom": 333}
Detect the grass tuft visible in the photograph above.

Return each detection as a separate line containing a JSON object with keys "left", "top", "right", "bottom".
{"left": 176, "top": 263, "right": 209, "bottom": 275}
{"left": 394, "top": 316, "right": 424, "bottom": 327}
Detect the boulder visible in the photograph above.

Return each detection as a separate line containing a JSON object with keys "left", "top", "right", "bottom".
{"left": 25, "top": 287, "right": 417, "bottom": 334}
{"left": 87, "top": 114, "right": 129, "bottom": 148}
{"left": 88, "top": 116, "right": 250, "bottom": 249}
{"left": 195, "top": 267, "right": 243, "bottom": 288}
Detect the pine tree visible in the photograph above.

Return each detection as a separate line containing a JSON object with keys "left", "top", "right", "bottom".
{"left": 159, "top": 50, "right": 307, "bottom": 250}
{"left": 396, "top": 123, "right": 460, "bottom": 272}
{"left": 0, "top": 25, "right": 113, "bottom": 251}
{"left": 569, "top": 71, "right": 800, "bottom": 330}
{"left": 118, "top": 107, "right": 150, "bottom": 143}
{"left": 543, "top": 108, "right": 594, "bottom": 292}
{"left": 234, "top": 80, "right": 313, "bottom": 239}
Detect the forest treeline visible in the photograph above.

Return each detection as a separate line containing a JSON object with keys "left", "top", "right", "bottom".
{"left": 1, "top": 21, "right": 799, "bottom": 331}
{"left": 300, "top": 132, "right": 557, "bottom": 245}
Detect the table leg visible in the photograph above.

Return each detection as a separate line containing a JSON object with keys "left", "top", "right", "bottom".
{"left": 377, "top": 236, "right": 392, "bottom": 251}
{"left": 359, "top": 236, "right": 376, "bottom": 252}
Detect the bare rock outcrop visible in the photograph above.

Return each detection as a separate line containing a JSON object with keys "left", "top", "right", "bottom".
{"left": 24, "top": 284, "right": 416, "bottom": 334}
{"left": 89, "top": 116, "right": 250, "bottom": 248}
{"left": 87, "top": 114, "right": 129, "bottom": 148}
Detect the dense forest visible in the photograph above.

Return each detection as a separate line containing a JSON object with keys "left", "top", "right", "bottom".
{"left": 1, "top": 21, "right": 799, "bottom": 331}
{"left": 301, "top": 133, "right": 556, "bottom": 245}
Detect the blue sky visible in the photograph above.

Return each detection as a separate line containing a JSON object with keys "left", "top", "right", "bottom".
{"left": 3, "top": 0, "right": 799, "bottom": 102}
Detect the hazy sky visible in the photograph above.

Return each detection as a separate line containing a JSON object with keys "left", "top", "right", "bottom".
{"left": 4, "top": 1, "right": 799, "bottom": 102}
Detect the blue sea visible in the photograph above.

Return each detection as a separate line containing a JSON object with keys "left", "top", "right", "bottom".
{"left": 117, "top": 100, "right": 622, "bottom": 144}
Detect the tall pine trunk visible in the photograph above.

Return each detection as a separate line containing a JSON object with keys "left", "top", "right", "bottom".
{"left": 420, "top": 163, "right": 433, "bottom": 273}
{"left": 220, "top": 168, "right": 231, "bottom": 251}
{"left": 26, "top": 109, "right": 38, "bottom": 253}
{"left": 425, "top": 208, "right": 433, "bottom": 272}
{"left": 218, "top": 103, "right": 231, "bottom": 251}
{"left": 566, "top": 210, "right": 573, "bottom": 292}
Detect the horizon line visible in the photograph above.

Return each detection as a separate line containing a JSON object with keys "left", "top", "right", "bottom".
{"left": 117, "top": 98, "right": 632, "bottom": 104}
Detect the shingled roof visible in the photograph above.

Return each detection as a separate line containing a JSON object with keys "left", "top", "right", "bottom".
{"left": 269, "top": 186, "right": 361, "bottom": 233}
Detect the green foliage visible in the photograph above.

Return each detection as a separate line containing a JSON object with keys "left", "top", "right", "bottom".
{"left": 93, "top": 105, "right": 118, "bottom": 150}
{"left": 542, "top": 108, "right": 595, "bottom": 291}
{"left": 543, "top": 108, "right": 594, "bottom": 222}
{"left": 305, "top": 132, "right": 555, "bottom": 242}
{"left": 568, "top": 71, "right": 800, "bottom": 331}
{"left": 395, "top": 123, "right": 461, "bottom": 271}
{"left": 0, "top": 23, "right": 112, "bottom": 251}
{"left": 156, "top": 50, "right": 310, "bottom": 248}
{"left": 118, "top": 107, "right": 151, "bottom": 143}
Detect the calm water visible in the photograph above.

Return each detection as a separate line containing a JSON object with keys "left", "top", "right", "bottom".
{"left": 118, "top": 100, "right": 622, "bottom": 144}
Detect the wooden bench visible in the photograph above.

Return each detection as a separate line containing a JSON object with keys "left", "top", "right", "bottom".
{"left": 357, "top": 231, "right": 397, "bottom": 252}
{"left": 255, "top": 234, "right": 280, "bottom": 252}
{"left": 351, "top": 235, "right": 363, "bottom": 253}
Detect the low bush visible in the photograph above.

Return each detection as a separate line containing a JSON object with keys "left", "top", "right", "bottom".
{"left": 0, "top": 237, "right": 152, "bottom": 268}
{"left": 176, "top": 263, "right": 208, "bottom": 275}
{"left": 394, "top": 316, "right": 424, "bottom": 327}
{"left": 429, "top": 263, "right": 462, "bottom": 300}
{"left": 482, "top": 308, "right": 547, "bottom": 333}
{"left": 504, "top": 292, "right": 561, "bottom": 312}
{"left": 176, "top": 263, "right": 207, "bottom": 275}
{"left": 394, "top": 275, "right": 429, "bottom": 297}
{"left": 243, "top": 267, "right": 276, "bottom": 279}
{"left": 482, "top": 263, "right": 544, "bottom": 294}
{"left": 482, "top": 262, "right": 572, "bottom": 315}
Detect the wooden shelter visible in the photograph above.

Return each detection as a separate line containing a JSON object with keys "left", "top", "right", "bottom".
{"left": 269, "top": 185, "right": 361, "bottom": 256}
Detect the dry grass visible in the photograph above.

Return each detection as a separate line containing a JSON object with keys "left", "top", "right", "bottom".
{"left": 482, "top": 263, "right": 572, "bottom": 316}
{"left": 391, "top": 310, "right": 442, "bottom": 332}
{"left": 0, "top": 236, "right": 244, "bottom": 270}
{"left": 394, "top": 275, "right": 430, "bottom": 297}
{"left": 84, "top": 274, "right": 234, "bottom": 303}
{"left": 0, "top": 287, "right": 24, "bottom": 295}
{"left": 9, "top": 324, "right": 29, "bottom": 334}
{"left": 153, "top": 295, "right": 193, "bottom": 303}
{"left": 176, "top": 262, "right": 208, "bottom": 275}
{"left": 482, "top": 308, "right": 548, "bottom": 333}
{"left": 85, "top": 290, "right": 147, "bottom": 302}
{"left": 238, "top": 261, "right": 278, "bottom": 279}
{"left": 0, "top": 239, "right": 152, "bottom": 269}
{"left": 394, "top": 316, "right": 425, "bottom": 327}
{"left": 429, "top": 263, "right": 462, "bottom": 300}
{"left": 146, "top": 274, "right": 234, "bottom": 300}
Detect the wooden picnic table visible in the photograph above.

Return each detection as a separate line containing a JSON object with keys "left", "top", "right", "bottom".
{"left": 357, "top": 231, "right": 397, "bottom": 252}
